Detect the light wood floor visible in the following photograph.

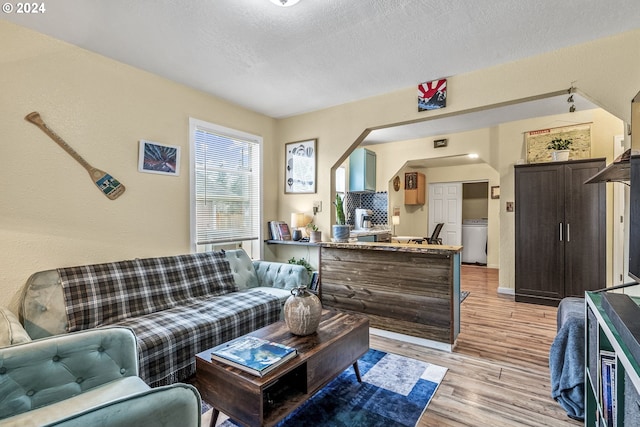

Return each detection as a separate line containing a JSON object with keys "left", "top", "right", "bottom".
{"left": 370, "top": 265, "right": 582, "bottom": 427}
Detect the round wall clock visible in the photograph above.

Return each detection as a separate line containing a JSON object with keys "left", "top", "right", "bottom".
{"left": 393, "top": 176, "right": 401, "bottom": 191}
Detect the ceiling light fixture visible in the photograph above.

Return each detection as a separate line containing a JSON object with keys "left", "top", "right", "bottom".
{"left": 269, "top": 0, "right": 301, "bottom": 6}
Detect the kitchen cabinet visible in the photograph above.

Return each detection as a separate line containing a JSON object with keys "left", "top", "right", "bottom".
{"left": 349, "top": 148, "right": 376, "bottom": 192}
{"left": 514, "top": 159, "right": 605, "bottom": 306}
{"left": 404, "top": 172, "right": 425, "bottom": 205}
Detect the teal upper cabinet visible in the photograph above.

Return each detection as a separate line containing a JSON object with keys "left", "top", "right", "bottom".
{"left": 349, "top": 148, "right": 376, "bottom": 192}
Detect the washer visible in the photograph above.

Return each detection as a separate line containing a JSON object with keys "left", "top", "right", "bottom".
{"left": 462, "top": 218, "right": 488, "bottom": 264}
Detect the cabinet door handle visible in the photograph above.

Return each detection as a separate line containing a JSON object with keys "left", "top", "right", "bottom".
{"left": 559, "top": 223, "right": 563, "bottom": 241}
{"left": 566, "top": 223, "right": 570, "bottom": 242}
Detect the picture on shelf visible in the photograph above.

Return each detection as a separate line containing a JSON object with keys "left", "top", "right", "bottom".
{"left": 268, "top": 221, "right": 291, "bottom": 240}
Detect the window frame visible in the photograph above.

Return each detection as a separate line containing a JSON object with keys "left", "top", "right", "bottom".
{"left": 189, "top": 117, "right": 263, "bottom": 258}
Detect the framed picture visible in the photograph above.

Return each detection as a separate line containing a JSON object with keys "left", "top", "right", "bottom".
{"left": 405, "top": 172, "right": 418, "bottom": 190}
{"left": 418, "top": 78, "right": 447, "bottom": 111}
{"left": 525, "top": 123, "right": 591, "bottom": 163}
{"left": 285, "top": 139, "right": 316, "bottom": 194}
{"left": 138, "top": 140, "right": 181, "bottom": 176}
{"left": 491, "top": 186, "right": 500, "bottom": 199}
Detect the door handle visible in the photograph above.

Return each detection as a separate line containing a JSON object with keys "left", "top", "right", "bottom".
{"left": 559, "top": 223, "right": 563, "bottom": 241}
{"left": 566, "top": 223, "right": 570, "bottom": 242}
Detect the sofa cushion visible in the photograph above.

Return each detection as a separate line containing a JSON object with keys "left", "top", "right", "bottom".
{"left": 224, "top": 249, "right": 259, "bottom": 290}
{"left": 113, "top": 289, "right": 281, "bottom": 386}
{"left": 58, "top": 252, "right": 237, "bottom": 332}
{"left": 0, "top": 308, "right": 31, "bottom": 348}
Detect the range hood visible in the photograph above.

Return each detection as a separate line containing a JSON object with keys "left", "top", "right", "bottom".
{"left": 584, "top": 149, "right": 634, "bottom": 184}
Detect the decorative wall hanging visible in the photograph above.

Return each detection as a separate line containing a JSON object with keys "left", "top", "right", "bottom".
{"left": 285, "top": 138, "right": 316, "bottom": 194}
{"left": 25, "top": 111, "right": 126, "bottom": 200}
{"left": 138, "top": 140, "right": 181, "bottom": 176}
{"left": 491, "top": 186, "right": 500, "bottom": 199}
{"left": 434, "top": 138, "right": 448, "bottom": 148}
{"left": 525, "top": 123, "right": 591, "bottom": 163}
{"left": 418, "top": 79, "right": 447, "bottom": 111}
{"left": 393, "top": 176, "right": 401, "bottom": 191}
{"left": 405, "top": 172, "right": 418, "bottom": 190}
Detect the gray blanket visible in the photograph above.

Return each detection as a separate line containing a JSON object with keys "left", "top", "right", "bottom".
{"left": 549, "top": 313, "right": 585, "bottom": 420}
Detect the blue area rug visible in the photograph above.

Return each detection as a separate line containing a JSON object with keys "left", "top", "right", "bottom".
{"left": 209, "top": 349, "right": 447, "bottom": 427}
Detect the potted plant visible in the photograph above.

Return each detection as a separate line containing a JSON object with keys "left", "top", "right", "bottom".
{"left": 307, "top": 222, "right": 322, "bottom": 243}
{"left": 547, "top": 137, "right": 572, "bottom": 161}
{"left": 332, "top": 194, "right": 350, "bottom": 242}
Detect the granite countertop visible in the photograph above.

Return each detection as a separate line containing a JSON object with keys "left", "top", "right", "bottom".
{"left": 349, "top": 228, "right": 391, "bottom": 237}
{"left": 320, "top": 241, "right": 462, "bottom": 254}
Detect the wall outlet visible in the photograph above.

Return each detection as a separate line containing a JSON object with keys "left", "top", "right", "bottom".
{"left": 313, "top": 200, "right": 322, "bottom": 214}
{"left": 506, "top": 201, "right": 514, "bottom": 212}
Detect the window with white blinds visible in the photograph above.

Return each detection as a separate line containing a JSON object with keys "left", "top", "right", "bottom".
{"left": 189, "top": 118, "right": 261, "bottom": 251}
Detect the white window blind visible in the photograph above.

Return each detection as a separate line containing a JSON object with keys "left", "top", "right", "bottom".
{"left": 190, "top": 119, "right": 261, "bottom": 249}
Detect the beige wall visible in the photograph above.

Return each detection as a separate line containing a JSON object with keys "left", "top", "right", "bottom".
{"left": 1, "top": 22, "right": 639, "bottom": 314}
{"left": 276, "top": 29, "right": 639, "bottom": 290}
{"left": 0, "top": 22, "right": 277, "bottom": 312}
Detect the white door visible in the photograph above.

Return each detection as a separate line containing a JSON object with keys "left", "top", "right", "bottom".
{"left": 429, "top": 182, "right": 462, "bottom": 245}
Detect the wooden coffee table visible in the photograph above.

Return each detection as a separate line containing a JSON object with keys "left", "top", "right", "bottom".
{"left": 195, "top": 310, "right": 369, "bottom": 427}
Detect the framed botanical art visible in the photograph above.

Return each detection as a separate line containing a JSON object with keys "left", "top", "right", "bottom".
{"left": 285, "top": 139, "right": 316, "bottom": 194}
{"left": 138, "top": 140, "right": 181, "bottom": 176}
{"left": 525, "top": 123, "right": 592, "bottom": 163}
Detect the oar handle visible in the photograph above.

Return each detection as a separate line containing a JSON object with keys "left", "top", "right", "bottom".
{"left": 25, "top": 112, "right": 94, "bottom": 173}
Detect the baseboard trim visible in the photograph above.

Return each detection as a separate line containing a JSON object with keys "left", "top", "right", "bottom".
{"left": 498, "top": 287, "right": 515, "bottom": 295}
{"left": 370, "top": 327, "right": 453, "bottom": 352}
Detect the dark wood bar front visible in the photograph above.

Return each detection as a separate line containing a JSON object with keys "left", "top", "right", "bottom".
{"left": 319, "top": 241, "right": 462, "bottom": 350}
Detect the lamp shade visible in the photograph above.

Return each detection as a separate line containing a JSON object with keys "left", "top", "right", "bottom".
{"left": 291, "top": 212, "right": 306, "bottom": 228}
{"left": 392, "top": 215, "right": 400, "bottom": 225}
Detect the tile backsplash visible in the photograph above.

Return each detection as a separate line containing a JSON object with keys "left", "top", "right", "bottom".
{"left": 344, "top": 191, "right": 389, "bottom": 226}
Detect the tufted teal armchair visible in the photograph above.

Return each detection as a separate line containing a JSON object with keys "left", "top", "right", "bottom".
{"left": 0, "top": 326, "right": 201, "bottom": 427}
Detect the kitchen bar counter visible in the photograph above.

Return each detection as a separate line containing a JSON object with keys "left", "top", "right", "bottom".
{"left": 319, "top": 241, "right": 461, "bottom": 350}
{"left": 320, "top": 240, "right": 462, "bottom": 254}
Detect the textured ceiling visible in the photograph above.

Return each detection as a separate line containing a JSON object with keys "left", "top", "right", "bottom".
{"left": 4, "top": 0, "right": 640, "bottom": 141}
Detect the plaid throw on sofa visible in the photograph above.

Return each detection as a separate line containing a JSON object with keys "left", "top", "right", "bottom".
{"left": 58, "top": 252, "right": 237, "bottom": 332}
{"left": 114, "top": 288, "right": 281, "bottom": 386}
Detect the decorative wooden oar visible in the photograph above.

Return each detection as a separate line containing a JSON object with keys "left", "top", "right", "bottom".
{"left": 25, "top": 112, "right": 126, "bottom": 200}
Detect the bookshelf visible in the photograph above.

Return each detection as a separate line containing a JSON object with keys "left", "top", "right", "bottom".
{"left": 585, "top": 292, "right": 640, "bottom": 426}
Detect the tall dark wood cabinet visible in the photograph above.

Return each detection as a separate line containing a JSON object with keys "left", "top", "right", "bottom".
{"left": 515, "top": 158, "right": 606, "bottom": 306}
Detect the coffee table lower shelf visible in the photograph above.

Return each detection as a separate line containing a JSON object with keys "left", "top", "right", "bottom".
{"left": 195, "top": 310, "right": 369, "bottom": 427}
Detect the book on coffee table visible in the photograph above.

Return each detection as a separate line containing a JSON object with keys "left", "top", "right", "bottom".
{"left": 210, "top": 335, "right": 297, "bottom": 377}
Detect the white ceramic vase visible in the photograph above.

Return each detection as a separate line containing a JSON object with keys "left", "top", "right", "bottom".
{"left": 284, "top": 287, "right": 322, "bottom": 336}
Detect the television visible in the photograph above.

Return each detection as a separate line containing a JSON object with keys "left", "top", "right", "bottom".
{"left": 630, "top": 155, "right": 640, "bottom": 282}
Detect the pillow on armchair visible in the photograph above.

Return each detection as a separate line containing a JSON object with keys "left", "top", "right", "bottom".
{"left": 0, "top": 307, "right": 31, "bottom": 348}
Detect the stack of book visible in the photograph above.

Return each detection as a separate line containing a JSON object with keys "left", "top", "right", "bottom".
{"left": 210, "top": 335, "right": 297, "bottom": 377}
{"left": 268, "top": 221, "right": 292, "bottom": 240}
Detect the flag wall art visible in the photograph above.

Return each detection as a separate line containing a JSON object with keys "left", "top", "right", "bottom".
{"left": 418, "top": 79, "right": 447, "bottom": 111}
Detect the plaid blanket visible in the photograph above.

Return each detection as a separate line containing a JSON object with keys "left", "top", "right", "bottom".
{"left": 113, "top": 288, "right": 281, "bottom": 386}
{"left": 58, "top": 252, "right": 237, "bottom": 332}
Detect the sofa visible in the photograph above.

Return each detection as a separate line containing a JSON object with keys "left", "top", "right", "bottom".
{"left": 549, "top": 297, "right": 585, "bottom": 421}
{"left": 0, "top": 326, "right": 201, "bottom": 427}
{"left": 18, "top": 249, "right": 309, "bottom": 387}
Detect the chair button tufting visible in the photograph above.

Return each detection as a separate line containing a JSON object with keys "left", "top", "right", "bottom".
{"left": 26, "top": 390, "right": 35, "bottom": 397}
{"left": 40, "top": 306, "right": 47, "bottom": 312}
{"left": 120, "top": 368, "right": 126, "bottom": 375}
{"left": 0, "top": 367, "right": 6, "bottom": 375}
{"left": 98, "top": 346, "right": 105, "bottom": 352}
{"left": 52, "top": 355, "right": 61, "bottom": 362}
{"left": 76, "top": 377, "right": 83, "bottom": 384}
